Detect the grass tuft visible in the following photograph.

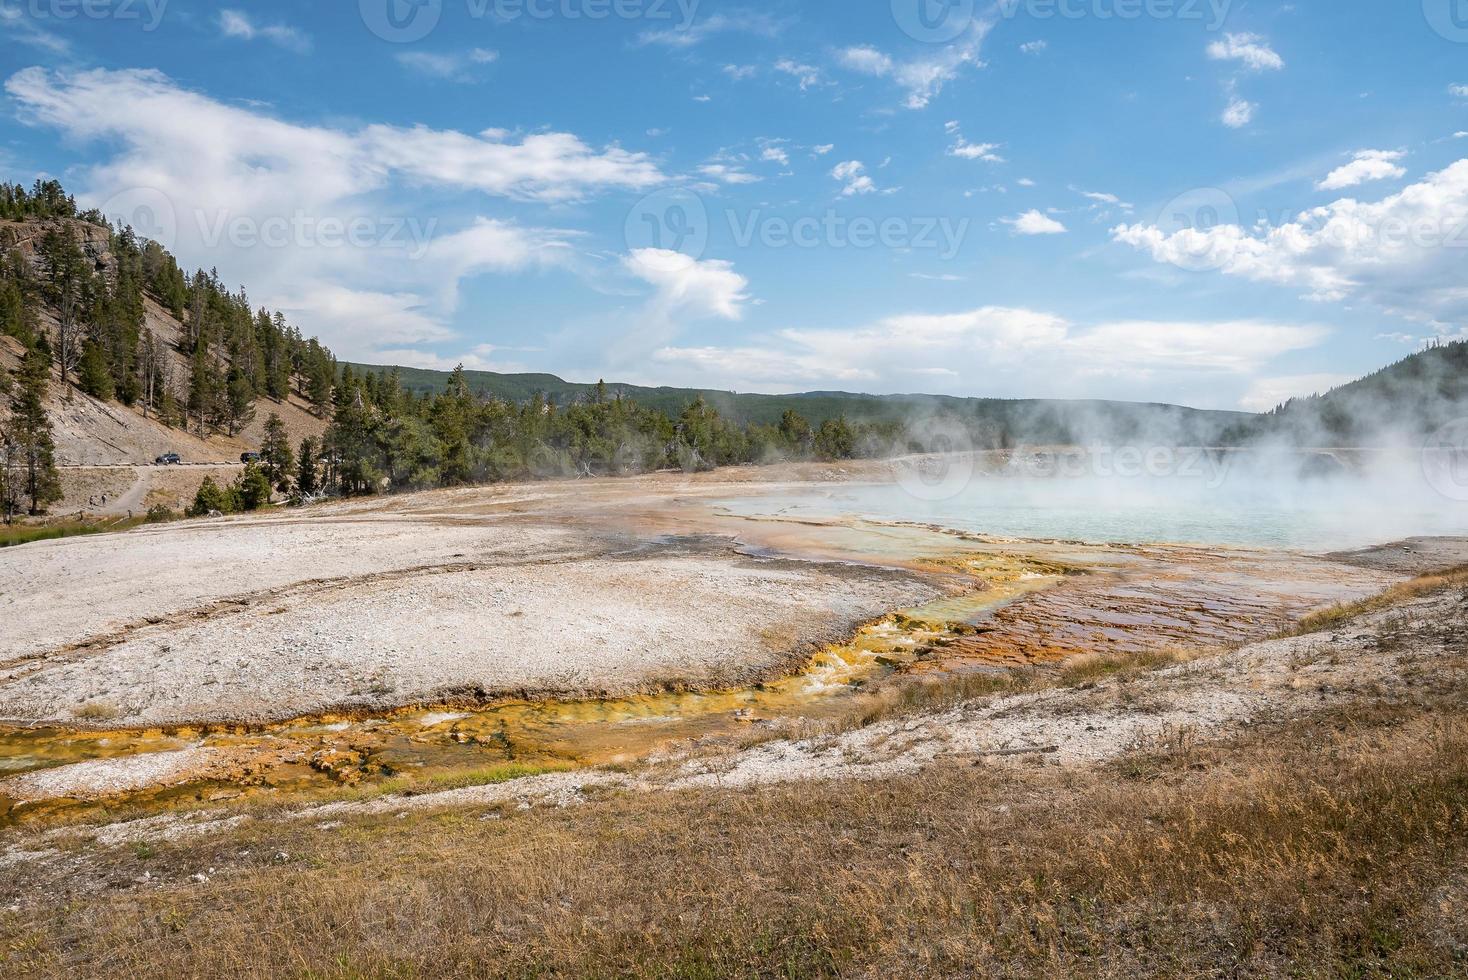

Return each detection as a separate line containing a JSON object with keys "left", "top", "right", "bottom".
{"left": 1291, "top": 565, "right": 1468, "bottom": 636}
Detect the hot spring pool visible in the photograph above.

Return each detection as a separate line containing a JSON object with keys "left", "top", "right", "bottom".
{"left": 720, "top": 455, "right": 1468, "bottom": 551}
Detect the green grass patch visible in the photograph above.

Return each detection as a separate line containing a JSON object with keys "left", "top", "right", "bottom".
{"left": 0, "top": 519, "right": 140, "bottom": 551}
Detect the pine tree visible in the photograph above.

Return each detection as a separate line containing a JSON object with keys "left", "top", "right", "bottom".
{"left": 0, "top": 279, "right": 35, "bottom": 347}
{"left": 187, "top": 342, "right": 221, "bottom": 437}
{"left": 430, "top": 364, "right": 476, "bottom": 485}
{"left": 326, "top": 376, "right": 378, "bottom": 495}
{"left": 187, "top": 476, "right": 236, "bottom": 517}
{"left": 37, "top": 225, "right": 93, "bottom": 386}
{"left": 0, "top": 368, "right": 17, "bottom": 523}
{"left": 138, "top": 328, "right": 167, "bottom": 419}
{"left": 77, "top": 339, "right": 114, "bottom": 400}
{"left": 223, "top": 368, "right": 256, "bottom": 436}
{"left": 260, "top": 413, "right": 294, "bottom": 492}
{"left": 235, "top": 464, "right": 273, "bottom": 510}
{"left": 8, "top": 346, "right": 62, "bottom": 515}
{"left": 296, "top": 436, "right": 319, "bottom": 497}
{"left": 815, "top": 416, "right": 856, "bottom": 460}
{"left": 778, "top": 409, "right": 813, "bottom": 456}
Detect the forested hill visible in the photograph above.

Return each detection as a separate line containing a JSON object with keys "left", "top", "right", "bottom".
{"left": 345, "top": 362, "right": 1253, "bottom": 448}
{"left": 1224, "top": 340, "right": 1468, "bottom": 446}
{"left": 0, "top": 179, "right": 337, "bottom": 476}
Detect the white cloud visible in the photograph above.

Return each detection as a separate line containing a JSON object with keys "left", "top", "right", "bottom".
{"left": 396, "top": 48, "right": 499, "bottom": 82}
{"left": 1209, "top": 35, "right": 1278, "bottom": 129}
{"left": 773, "top": 60, "right": 823, "bottom": 91}
{"left": 0, "top": 6, "right": 69, "bottom": 53}
{"left": 360, "top": 126, "right": 664, "bottom": 203}
{"left": 812, "top": 144, "right": 835, "bottom": 156}
{"left": 623, "top": 249, "right": 749, "bottom": 321}
{"left": 1068, "top": 321, "right": 1327, "bottom": 373}
{"left": 945, "top": 120, "right": 1004, "bottom": 162}
{"left": 838, "top": 46, "right": 894, "bottom": 76}
{"left": 416, "top": 218, "right": 575, "bottom": 310}
{"left": 722, "top": 64, "right": 757, "bottom": 81}
{"left": 1003, "top": 209, "right": 1067, "bottom": 235}
{"left": 1239, "top": 373, "right": 1354, "bottom": 412}
{"left": 949, "top": 141, "right": 1004, "bottom": 162}
{"left": 1112, "top": 158, "right": 1468, "bottom": 328}
{"left": 836, "top": 20, "right": 992, "bottom": 109}
{"left": 1316, "top": 149, "right": 1407, "bottom": 191}
{"left": 219, "top": 10, "right": 310, "bottom": 53}
{"left": 653, "top": 307, "right": 1325, "bottom": 397}
{"left": 1073, "top": 188, "right": 1133, "bottom": 214}
{"left": 637, "top": 12, "right": 780, "bottom": 48}
{"left": 4, "top": 66, "right": 663, "bottom": 361}
{"left": 1206, "top": 33, "right": 1284, "bottom": 72}
{"left": 759, "top": 144, "right": 790, "bottom": 166}
{"left": 1451, "top": 84, "right": 1468, "bottom": 99}
{"left": 698, "top": 163, "right": 761, "bottom": 185}
{"left": 272, "top": 283, "right": 454, "bottom": 351}
{"left": 831, "top": 160, "right": 877, "bottom": 196}
{"left": 1017, "top": 177, "right": 1036, "bottom": 187}
{"left": 1222, "top": 97, "right": 1256, "bottom": 129}
{"left": 1019, "top": 40, "right": 1047, "bottom": 55}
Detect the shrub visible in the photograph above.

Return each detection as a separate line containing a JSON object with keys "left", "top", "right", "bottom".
{"left": 187, "top": 476, "right": 236, "bottom": 518}
{"left": 235, "top": 464, "right": 273, "bottom": 511}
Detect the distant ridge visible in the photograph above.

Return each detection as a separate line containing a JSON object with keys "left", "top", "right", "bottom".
{"left": 343, "top": 362, "right": 1253, "bottom": 447}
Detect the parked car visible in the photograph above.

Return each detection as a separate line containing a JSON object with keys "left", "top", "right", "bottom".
{"left": 240, "top": 452, "right": 261, "bottom": 464}
{"left": 154, "top": 453, "right": 182, "bottom": 466}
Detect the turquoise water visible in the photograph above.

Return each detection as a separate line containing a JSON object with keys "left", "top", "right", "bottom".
{"left": 725, "top": 458, "right": 1468, "bottom": 551}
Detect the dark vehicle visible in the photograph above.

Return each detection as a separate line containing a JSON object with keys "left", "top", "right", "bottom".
{"left": 154, "top": 453, "right": 182, "bottom": 466}
{"left": 240, "top": 452, "right": 262, "bottom": 464}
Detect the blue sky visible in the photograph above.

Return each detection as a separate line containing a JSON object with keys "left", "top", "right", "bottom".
{"left": 2, "top": 0, "right": 1466, "bottom": 410}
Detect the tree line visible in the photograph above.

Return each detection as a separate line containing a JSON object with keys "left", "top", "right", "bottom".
{"left": 187, "top": 367, "right": 901, "bottom": 516}
{"left": 316, "top": 365, "right": 897, "bottom": 495}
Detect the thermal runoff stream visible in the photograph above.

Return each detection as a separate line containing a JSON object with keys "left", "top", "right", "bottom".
{"left": 0, "top": 458, "right": 1444, "bottom": 825}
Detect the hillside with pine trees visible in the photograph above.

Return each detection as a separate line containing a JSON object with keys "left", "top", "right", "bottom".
{"left": 0, "top": 180, "right": 335, "bottom": 476}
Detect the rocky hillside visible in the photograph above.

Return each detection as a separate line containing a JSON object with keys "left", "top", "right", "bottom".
{"left": 2, "top": 290, "right": 326, "bottom": 467}
{"left": 1, "top": 182, "right": 334, "bottom": 472}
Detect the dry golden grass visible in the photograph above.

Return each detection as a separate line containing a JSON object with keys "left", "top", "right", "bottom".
{"left": 1292, "top": 565, "right": 1468, "bottom": 635}
{"left": 4, "top": 691, "right": 1467, "bottom": 979}
{"left": 5, "top": 571, "right": 1467, "bottom": 978}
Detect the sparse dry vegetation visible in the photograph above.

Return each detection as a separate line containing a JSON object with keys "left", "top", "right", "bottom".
{"left": 1291, "top": 564, "right": 1468, "bottom": 635}
{"left": 4, "top": 661, "right": 1467, "bottom": 978}
{"left": 832, "top": 646, "right": 1195, "bottom": 732}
